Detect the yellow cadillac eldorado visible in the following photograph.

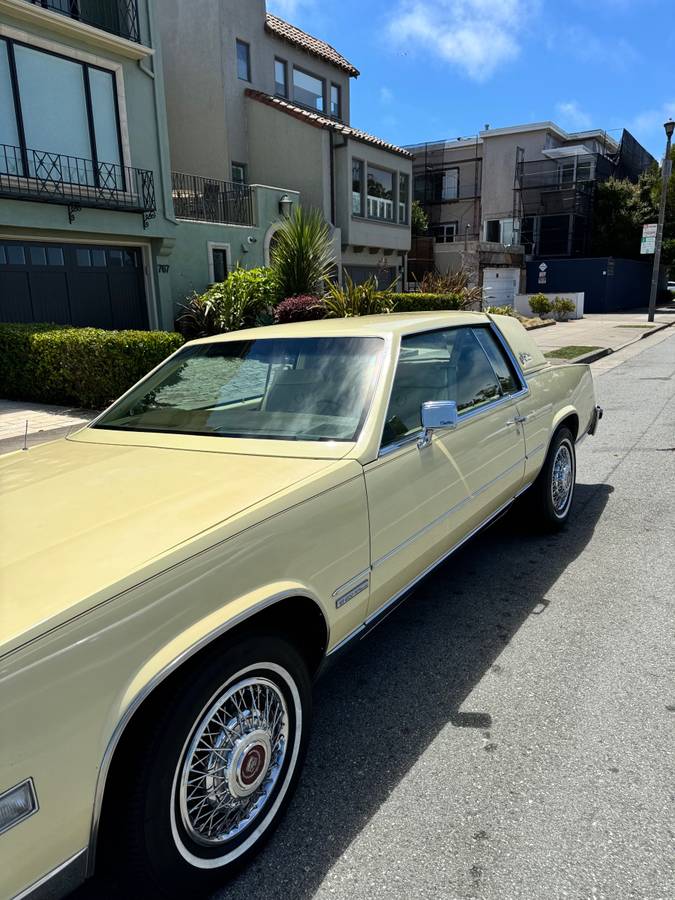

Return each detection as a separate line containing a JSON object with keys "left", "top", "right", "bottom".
{"left": 0, "top": 312, "right": 602, "bottom": 899}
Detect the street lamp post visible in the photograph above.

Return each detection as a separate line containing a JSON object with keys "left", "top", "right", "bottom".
{"left": 647, "top": 119, "right": 674, "bottom": 322}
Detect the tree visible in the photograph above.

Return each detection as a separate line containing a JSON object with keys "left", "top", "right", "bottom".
{"left": 411, "top": 199, "right": 429, "bottom": 236}
{"left": 591, "top": 150, "right": 674, "bottom": 270}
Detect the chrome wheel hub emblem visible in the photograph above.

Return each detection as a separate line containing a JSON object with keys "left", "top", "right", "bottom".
{"left": 228, "top": 731, "right": 271, "bottom": 797}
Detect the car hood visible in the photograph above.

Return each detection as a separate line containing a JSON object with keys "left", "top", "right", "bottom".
{"left": 0, "top": 436, "right": 335, "bottom": 658}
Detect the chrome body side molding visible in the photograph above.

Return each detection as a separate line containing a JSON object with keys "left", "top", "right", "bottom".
{"left": 326, "top": 495, "right": 516, "bottom": 660}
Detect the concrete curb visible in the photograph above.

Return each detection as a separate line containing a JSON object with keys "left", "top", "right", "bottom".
{"left": 524, "top": 320, "right": 556, "bottom": 331}
{"left": 546, "top": 319, "right": 674, "bottom": 366}
{"left": 570, "top": 347, "right": 613, "bottom": 365}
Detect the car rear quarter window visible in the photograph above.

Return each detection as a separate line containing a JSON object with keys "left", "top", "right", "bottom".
{"left": 472, "top": 327, "right": 520, "bottom": 395}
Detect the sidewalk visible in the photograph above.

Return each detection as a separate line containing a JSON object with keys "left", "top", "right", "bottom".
{"left": 528, "top": 308, "right": 674, "bottom": 358}
{"left": 0, "top": 400, "right": 95, "bottom": 454}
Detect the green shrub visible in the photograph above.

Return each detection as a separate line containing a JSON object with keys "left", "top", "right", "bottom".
{"left": 0, "top": 323, "right": 183, "bottom": 409}
{"left": 177, "top": 266, "right": 279, "bottom": 338}
{"left": 270, "top": 206, "right": 335, "bottom": 298}
{"left": 551, "top": 296, "right": 576, "bottom": 320}
{"left": 485, "top": 305, "right": 517, "bottom": 316}
{"left": 528, "top": 293, "right": 552, "bottom": 316}
{"left": 323, "top": 274, "right": 394, "bottom": 317}
{"left": 390, "top": 292, "right": 466, "bottom": 312}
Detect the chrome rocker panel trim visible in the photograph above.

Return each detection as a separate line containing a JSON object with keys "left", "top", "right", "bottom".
{"left": 12, "top": 849, "right": 87, "bottom": 900}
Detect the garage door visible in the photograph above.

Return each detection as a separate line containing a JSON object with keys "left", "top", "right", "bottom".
{"left": 483, "top": 267, "right": 520, "bottom": 308}
{"left": 0, "top": 240, "right": 148, "bottom": 329}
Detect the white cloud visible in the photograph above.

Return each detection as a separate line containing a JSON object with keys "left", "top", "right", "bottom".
{"left": 556, "top": 100, "right": 592, "bottom": 130}
{"left": 386, "top": 0, "right": 531, "bottom": 82}
{"left": 380, "top": 86, "right": 394, "bottom": 104}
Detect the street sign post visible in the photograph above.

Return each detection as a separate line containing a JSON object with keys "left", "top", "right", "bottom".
{"left": 641, "top": 223, "right": 657, "bottom": 254}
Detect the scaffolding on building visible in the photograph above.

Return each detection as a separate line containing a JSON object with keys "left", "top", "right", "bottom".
{"left": 410, "top": 136, "right": 482, "bottom": 241}
{"left": 512, "top": 129, "right": 655, "bottom": 258}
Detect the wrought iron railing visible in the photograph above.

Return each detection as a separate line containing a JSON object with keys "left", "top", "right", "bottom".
{"left": 171, "top": 172, "right": 254, "bottom": 226}
{"left": 0, "top": 144, "right": 156, "bottom": 227}
{"left": 26, "top": 0, "right": 141, "bottom": 43}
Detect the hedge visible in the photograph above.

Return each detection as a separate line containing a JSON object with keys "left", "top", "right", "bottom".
{"left": 0, "top": 323, "right": 184, "bottom": 409}
{"left": 389, "top": 292, "right": 466, "bottom": 312}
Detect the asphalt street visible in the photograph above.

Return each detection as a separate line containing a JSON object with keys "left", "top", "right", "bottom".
{"left": 74, "top": 330, "right": 674, "bottom": 900}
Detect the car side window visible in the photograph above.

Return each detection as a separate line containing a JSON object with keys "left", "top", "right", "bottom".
{"left": 472, "top": 327, "right": 521, "bottom": 395}
{"left": 454, "top": 329, "right": 502, "bottom": 413}
{"left": 381, "top": 328, "right": 459, "bottom": 447}
{"left": 381, "top": 326, "right": 514, "bottom": 449}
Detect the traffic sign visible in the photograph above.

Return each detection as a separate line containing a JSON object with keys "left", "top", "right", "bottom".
{"left": 641, "top": 223, "right": 657, "bottom": 254}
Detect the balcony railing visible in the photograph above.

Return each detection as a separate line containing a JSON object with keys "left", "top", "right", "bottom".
{"left": 0, "top": 144, "right": 156, "bottom": 227}
{"left": 25, "top": 0, "right": 141, "bottom": 43}
{"left": 172, "top": 172, "right": 254, "bottom": 226}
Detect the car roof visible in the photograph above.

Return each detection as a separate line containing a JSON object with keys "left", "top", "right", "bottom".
{"left": 191, "top": 311, "right": 491, "bottom": 344}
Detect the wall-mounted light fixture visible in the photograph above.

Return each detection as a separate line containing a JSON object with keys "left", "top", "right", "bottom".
{"left": 279, "top": 194, "right": 293, "bottom": 217}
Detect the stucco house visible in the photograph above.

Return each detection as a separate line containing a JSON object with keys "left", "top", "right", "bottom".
{"left": 158, "top": 0, "right": 412, "bottom": 296}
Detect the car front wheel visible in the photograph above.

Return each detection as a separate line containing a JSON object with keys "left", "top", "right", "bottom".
{"left": 104, "top": 633, "right": 311, "bottom": 898}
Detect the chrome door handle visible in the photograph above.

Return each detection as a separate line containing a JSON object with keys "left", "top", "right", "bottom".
{"left": 506, "top": 415, "right": 528, "bottom": 426}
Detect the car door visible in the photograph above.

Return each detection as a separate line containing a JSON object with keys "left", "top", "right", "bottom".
{"left": 364, "top": 324, "right": 527, "bottom": 619}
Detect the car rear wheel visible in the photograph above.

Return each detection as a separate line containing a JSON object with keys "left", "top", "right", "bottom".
{"left": 530, "top": 427, "right": 576, "bottom": 531}
{"left": 104, "top": 634, "right": 311, "bottom": 898}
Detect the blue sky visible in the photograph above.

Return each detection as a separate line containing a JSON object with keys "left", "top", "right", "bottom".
{"left": 268, "top": 0, "right": 675, "bottom": 159}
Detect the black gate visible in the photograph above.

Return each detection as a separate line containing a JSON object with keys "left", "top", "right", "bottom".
{"left": 0, "top": 239, "right": 148, "bottom": 329}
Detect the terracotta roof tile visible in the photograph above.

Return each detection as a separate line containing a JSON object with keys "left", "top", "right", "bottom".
{"left": 265, "top": 13, "right": 360, "bottom": 77}
{"left": 245, "top": 89, "right": 412, "bottom": 159}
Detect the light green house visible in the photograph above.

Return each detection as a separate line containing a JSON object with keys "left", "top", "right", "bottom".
{"left": 0, "top": 0, "right": 299, "bottom": 329}
{"left": 0, "top": 0, "right": 181, "bottom": 329}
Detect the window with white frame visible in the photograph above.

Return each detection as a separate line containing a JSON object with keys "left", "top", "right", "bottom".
{"left": 208, "top": 243, "right": 230, "bottom": 283}
{"left": 367, "top": 165, "right": 394, "bottom": 221}
{"left": 431, "top": 222, "right": 458, "bottom": 243}
{"left": 485, "top": 218, "right": 516, "bottom": 244}
{"left": 441, "top": 168, "right": 459, "bottom": 200}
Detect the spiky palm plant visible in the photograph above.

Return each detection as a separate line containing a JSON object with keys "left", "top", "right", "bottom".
{"left": 270, "top": 206, "right": 335, "bottom": 298}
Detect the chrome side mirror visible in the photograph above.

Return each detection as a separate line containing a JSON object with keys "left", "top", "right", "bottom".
{"left": 417, "top": 400, "right": 458, "bottom": 449}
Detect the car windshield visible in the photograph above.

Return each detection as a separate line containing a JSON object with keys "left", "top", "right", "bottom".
{"left": 94, "top": 336, "right": 385, "bottom": 442}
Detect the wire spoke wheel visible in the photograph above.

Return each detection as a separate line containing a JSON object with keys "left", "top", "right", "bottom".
{"left": 551, "top": 442, "right": 573, "bottom": 514}
{"left": 177, "top": 677, "right": 289, "bottom": 847}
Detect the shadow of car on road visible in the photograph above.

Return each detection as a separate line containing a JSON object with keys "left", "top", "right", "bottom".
{"left": 74, "top": 482, "right": 612, "bottom": 900}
